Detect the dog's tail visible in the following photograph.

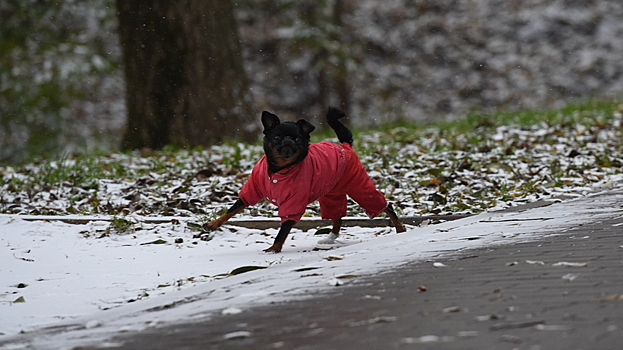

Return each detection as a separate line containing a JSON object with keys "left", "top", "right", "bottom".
{"left": 326, "top": 107, "right": 353, "bottom": 145}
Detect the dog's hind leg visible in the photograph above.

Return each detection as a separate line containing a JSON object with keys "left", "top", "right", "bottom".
{"left": 385, "top": 203, "right": 406, "bottom": 233}
{"left": 318, "top": 219, "right": 341, "bottom": 244}
{"left": 326, "top": 107, "right": 353, "bottom": 145}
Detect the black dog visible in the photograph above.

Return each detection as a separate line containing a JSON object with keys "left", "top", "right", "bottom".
{"left": 204, "top": 108, "right": 405, "bottom": 253}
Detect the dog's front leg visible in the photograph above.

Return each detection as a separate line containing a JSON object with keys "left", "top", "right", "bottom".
{"left": 264, "top": 220, "right": 296, "bottom": 253}
{"left": 203, "top": 199, "right": 245, "bottom": 231}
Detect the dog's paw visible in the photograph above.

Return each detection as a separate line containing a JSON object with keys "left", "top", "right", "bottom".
{"left": 395, "top": 223, "right": 407, "bottom": 233}
{"left": 203, "top": 220, "right": 221, "bottom": 231}
{"left": 263, "top": 243, "right": 283, "bottom": 253}
{"left": 317, "top": 232, "right": 339, "bottom": 245}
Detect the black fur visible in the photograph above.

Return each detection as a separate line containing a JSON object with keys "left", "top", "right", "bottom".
{"left": 261, "top": 111, "right": 315, "bottom": 174}
{"left": 326, "top": 107, "right": 353, "bottom": 145}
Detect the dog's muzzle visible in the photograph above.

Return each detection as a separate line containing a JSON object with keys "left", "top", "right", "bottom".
{"left": 278, "top": 138, "right": 298, "bottom": 158}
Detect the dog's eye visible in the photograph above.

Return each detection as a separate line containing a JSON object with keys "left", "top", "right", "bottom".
{"left": 273, "top": 136, "right": 281, "bottom": 142}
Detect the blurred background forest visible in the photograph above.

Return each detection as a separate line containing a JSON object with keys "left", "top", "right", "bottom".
{"left": 1, "top": 0, "right": 622, "bottom": 165}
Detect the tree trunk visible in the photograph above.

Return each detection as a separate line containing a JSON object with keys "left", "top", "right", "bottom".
{"left": 116, "top": 0, "right": 257, "bottom": 151}
{"left": 331, "top": 0, "right": 351, "bottom": 114}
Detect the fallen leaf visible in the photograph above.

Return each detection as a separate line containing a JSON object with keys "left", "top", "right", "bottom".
{"left": 457, "top": 331, "right": 480, "bottom": 338}
{"left": 187, "top": 222, "right": 204, "bottom": 230}
{"left": 553, "top": 261, "right": 588, "bottom": 267}
{"left": 222, "top": 307, "right": 243, "bottom": 315}
{"left": 458, "top": 255, "right": 479, "bottom": 260}
{"left": 230, "top": 266, "right": 267, "bottom": 275}
{"left": 140, "top": 239, "right": 167, "bottom": 245}
{"left": 490, "top": 320, "right": 545, "bottom": 331}
{"left": 401, "top": 335, "right": 455, "bottom": 344}
{"left": 200, "top": 234, "right": 214, "bottom": 242}
{"left": 562, "top": 273, "right": 578, "bottom": 281}
{"left": 535, "top": 324, "right": 572, "bottom": 331}
{"left": 349, "top": 316, "right": 397, "bottom": 327}
{"left": 292, "top": 267, "right": 320, "bottom": 272}
{"left": 325, "top": 256, "right": 343, "bottom": 261}
{"left": 442, "top": 306, "right": 462, "bottom": 313}
{"left": 430, "top": 177, "right": 442, "bottom": 185}
{"left": 314, "top": 228, "right": 332, "bottom": 235}
{"left": 301, "top": 273, "right": 321, "bottom": 277}
{"left": 13, "top": 254, "right": 34, "bottom": 262}
{"left": 475, "top": 314, "right": 501, "bottom": 322}
{"left": 85, "top": 320, "right": 101, "bottom": 329}
{"left": 195, "top": 168, "right": 217, "bottom": 181}
{"left": 223, "top": 331, "right": 251, "bottom": 340}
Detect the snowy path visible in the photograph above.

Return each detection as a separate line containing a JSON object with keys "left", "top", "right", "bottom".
{"left": 1, "top": 188, "right": 623, "bottom": 349}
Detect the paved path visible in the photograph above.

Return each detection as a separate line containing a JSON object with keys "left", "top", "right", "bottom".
{"left": 102, "top": 212, "right": 623, "bottom": 349}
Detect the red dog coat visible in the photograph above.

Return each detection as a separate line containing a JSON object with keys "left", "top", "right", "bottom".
{"left": 239, "top": 141, "right": 387, "bottom": 223}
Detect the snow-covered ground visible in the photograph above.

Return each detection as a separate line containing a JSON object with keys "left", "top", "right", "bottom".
{"left": 2, "top": 109, "right": 623, "bottom": 349}
{"left": 1, "top": 181, "right": 623, "bottom": 349}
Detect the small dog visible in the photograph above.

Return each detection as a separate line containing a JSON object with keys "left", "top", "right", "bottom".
{"left": 204, "top": 107, "right": 406, "bottom": 253}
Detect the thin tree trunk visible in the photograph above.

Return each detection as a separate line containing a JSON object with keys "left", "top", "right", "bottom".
{"left": 332, "top": 0, "right": 351, "bottom": 114}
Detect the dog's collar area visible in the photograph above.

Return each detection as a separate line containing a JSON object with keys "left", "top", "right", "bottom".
{"left": 266, "top": 157, "right": 302, "bottom": 176}
{"left": 270, "top": 164, "right": 297, "bottom": 176}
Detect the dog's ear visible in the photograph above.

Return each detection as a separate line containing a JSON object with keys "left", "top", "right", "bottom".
{"left": 261, "top": 111, "right": 280, "bottom": 134}
{"left": 296, "top": 119, "right": 316, "bottom": 136}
